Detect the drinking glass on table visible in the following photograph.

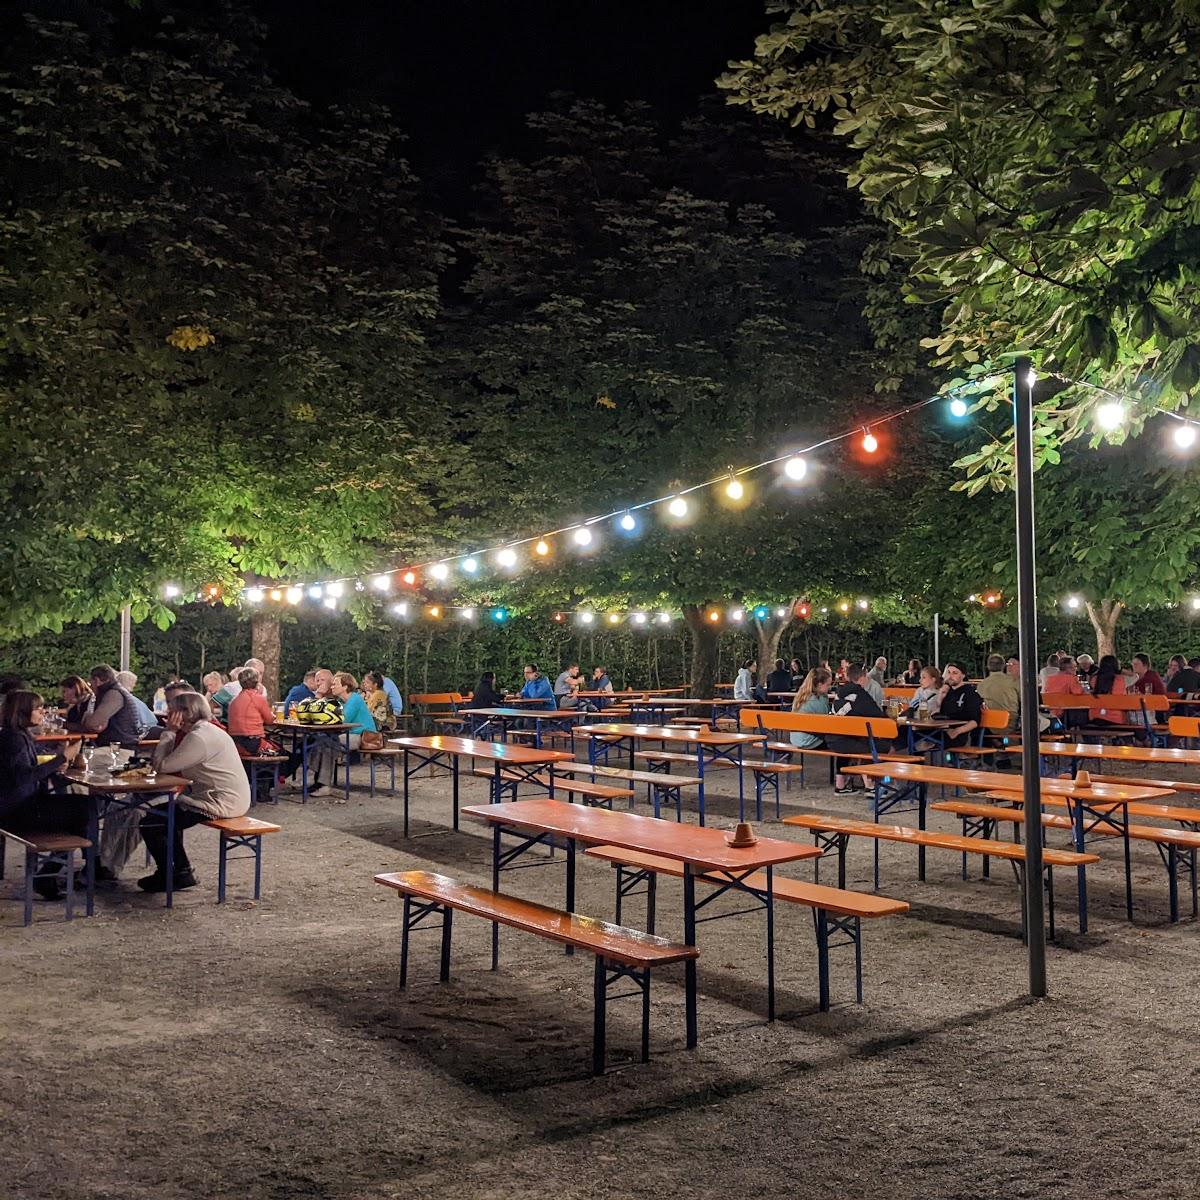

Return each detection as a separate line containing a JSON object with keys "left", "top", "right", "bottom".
{"left": 82, "top": 746, "right": 94, "bottom": 776}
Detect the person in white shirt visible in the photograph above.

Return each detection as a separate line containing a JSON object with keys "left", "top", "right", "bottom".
{"left": 733, "top": 660, "right": 757, "bottom": 701}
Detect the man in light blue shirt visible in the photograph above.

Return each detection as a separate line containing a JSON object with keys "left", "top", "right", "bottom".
{"left": 116, "top": 670, "right": 160, "bottom": 734}
{"left": 381, "top": 674, "right": 404, "bottom": 716}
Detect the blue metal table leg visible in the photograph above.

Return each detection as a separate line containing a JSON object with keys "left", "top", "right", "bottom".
{"left": 403, "top": 749, "right": 410, "bottom": 837}
{"left": 816, "top": 909, "right": 830, "bottom": 1011}
{"left": 683, "top": 864, "right": 698, "bottom": 1048}
{"left": 765, "top": 865, "right": 775, "bottom": 1021}
{"left": 491, "top": 824, "right": 501, "bottom": 969}
{"left": 165, "top": 797, "right": 176, "bottom": 909}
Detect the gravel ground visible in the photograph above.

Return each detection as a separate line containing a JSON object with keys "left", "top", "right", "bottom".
{"left": 4, "top": 756, "right": 1200, "bottom": 1200}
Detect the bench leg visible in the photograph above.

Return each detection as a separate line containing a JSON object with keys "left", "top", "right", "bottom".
{"left": 592, "top": 954, "right": 607, "bottom": 1076}
{"left": 854, "top": 917, "right": 863, "bottom": 1004}
{"left": 64, "top": 849, "right": 75, "bottom": 921}
{"left": 253, "top": 835, "right": 263, "bottom": 900}
{"left": 400, "top": 895, "right": 411, "bottom": 987}
{"left": 24, "top": 847, "right": 35, "bottom": 927}
{"left": 0, "top": 832, "right": 5, "bottom": 881}
{"left": 440, "top": 906, "right": 453, "bottom": 982}
{"left": 641, "top": 966, "right": 651, "bottom": 1064}
{"left": 217, "top": 835, "right": 228, "bottom": 903}
{"left": 815, "top": 910, "right": 830, "bottom": 1011}
{"left": 370, "top": 757, "right": 376, "bottom": 799}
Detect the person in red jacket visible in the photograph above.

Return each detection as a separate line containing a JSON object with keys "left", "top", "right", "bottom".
{"left": 226, "top": 667, "right": 276, "bottom": 755}
{"left": 1131, "top": 653, "right": 1166, "bottom": 695}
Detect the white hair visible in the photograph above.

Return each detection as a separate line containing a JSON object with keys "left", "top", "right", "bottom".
{"left": 116, "top": 670, "right": 137, "bottom": 689}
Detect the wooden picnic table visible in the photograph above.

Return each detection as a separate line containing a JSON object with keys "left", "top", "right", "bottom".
{"left": 388, "top": 735, "right": 573, "bottom": 837}
{"left": 1036, "top": 741, "right": 1200, "bottom": 767}
{"left": 266, "top": 719, "right": 358, "bottom": 803}
{"left": 460, "top": 706, "right": 589, "bottom": 747}
{"left": 573, "top": 723, "right": 768, "bottom": 824}
{"left": 848, "top": 759, "right": 1174, "bottom": 927}
{"left": 34, "top": 731, "right": 98, "bottom": 744}
{"left": 462, "top": 797, "right": 818, "bottom": 1048}
{"left": 60, "top": 769, "right": 190, "bottom": 912}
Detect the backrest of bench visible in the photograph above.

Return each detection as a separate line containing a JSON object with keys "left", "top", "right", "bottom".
{"left": 1169, "top": 715, "right": 1200, "bottom": 738}
{"left": 409, "top": 692, "right": 464, "bottom": 707}
{"left": 979, "top": 708, "right": 1013, "bottom": 730}
{"left": 739, "top": 709, "right": 899, "bottom": 740}
{"left": 1042, "top": 692, "right": 1168, "bottom": 711}
{"left": 883, "top": 687, "right": 916, "bottom": 699}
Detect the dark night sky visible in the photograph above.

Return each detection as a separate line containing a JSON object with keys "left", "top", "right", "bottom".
{"left": 253, "top": 1, "right": 769, "bottom": 180}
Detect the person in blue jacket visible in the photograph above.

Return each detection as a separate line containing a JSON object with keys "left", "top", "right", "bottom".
{"left": 283, "top": 670, "right": 317, "bottom": 717}
{"left": 519, "top": 664, "right": 556, "bottom": 710}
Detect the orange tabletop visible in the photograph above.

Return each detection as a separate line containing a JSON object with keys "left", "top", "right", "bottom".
{"left": 1037, "top": 741, "right": 1200, "bottom": 766}
{"left": 501, "top": 696, "right": 556, "bottom": 705}
{"left": 462, "top": 798, "right": 818, "bottom": 872}
{"left": 60, "top": 770, "right": 189, "bottom": 794}
{"left": 845, "top": 760, "right": 1173, "bottom": 803}
{"left": 388, "top": 735, "right": 573, "bottom": 764}
{"left": 683, "top": 699, "right": 762, "bottom": 708}
{"left": 460, "top": 707, "right": 586, "bottom": 720}
{"left": 573, "top": 723, "right": 767, "bottom": 747}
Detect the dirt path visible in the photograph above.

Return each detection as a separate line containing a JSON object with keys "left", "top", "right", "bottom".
{"left": 4, "top": 761, "right": 1199, "bottom": 1199}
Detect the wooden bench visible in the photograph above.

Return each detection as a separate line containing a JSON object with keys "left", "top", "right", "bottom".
{"left": 931, "top": 798, "right": 1200, "bottom": 922}
{"left": 472, "top": 768, "right": 634, "bottom": 808}
{"left": 237, "top": 752, "right": 290, "bottom": 804}
{"left": 782, "top": 812, "right": 1099, "bottom": 937}
{"left": 736, "top": 710, "right": 922, "bottom": 780}
{"left": 559, "top": 763, "right": 702, "bottom": 821}
{"left": 202, "top": 816, "right": 282, "bottom": 903}
{"left": 941, "top": 708, "right": 1018, "bottom": 766}
{"left": 584, "top": 846, "right": 907, "bottom": 1010}
{"left": 0, "top": 828, "right": 92, "bottom": 926}
{"left": 359, "top": 744, "right": 405, "bottom": 796}
{"left": 1043, "top": 693, "right": 1170, "bottom": 744}
{"left": 374, "top": 869, "right": 697, "bottom": 1074}
{"left": 408, "top": 692, "right": 468, "bottom": 736}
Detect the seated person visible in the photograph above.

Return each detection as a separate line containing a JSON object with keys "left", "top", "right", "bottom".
{"left": 81, "top": 664, "right": 144, "bottom": 748}
{"left": 116, "top": 670, "right": 159, "bottom": 735}
{"left": 765, "top": 659, "right": 794, "bottom": 695}
{"left": 789, "top": 668, "right": 832, "bottom": 748}
{"left": 976, "top": 654, "right": 1018, "bottom": 730}
{"left": 471, "top": 671, "right": 505, "bottom": 710}
{"left": 828, "top": 664, "right": 893, "bottom": 794}
{"left": 901, "top": 659, "right": 923, "bottom": 687}
{"left": 1089, "top": 655, "right": 1129, "bottom": 724}
{"left": 283, "top": 670, "right": 317, "bottom": 717}
{"left": 362, "top": 671, "right": 396, "bottom": 731}
{"left": 554, "top": 664, "right": 594, "bottom": 711}
{"left": 309, "top": 672, "right": 376, "bottom": 797}
{"left": 910, "top": 666, "right": 944, "bottom": 715}
{"left": 519, "top": 665, "right": 556, "bottom": 710}
{"left": 1043, "top": 654, "right": 1086, "bottom": 727}
{"left": 227, "top": 668, "right": 277, "bottom": 755}
{"left": 0, "top": 690, "right": 86, "bottom": 899}
{"left": 590, "top": 665, "right": 614, "bottom": 710}
{"left": 931, "top": 662, "right": 984, "bottom": 748}
{"left": 1170, "top": 657, "right": 1200, "bottom": 700}
{"left": 59, "top": 675, "right": 95, "bottom": 729}
{"left": 143, "top": 691, "right": 251, "bottom": 892}
{"left": 1131, "top": 652, "right": 1166, "bottom": 696}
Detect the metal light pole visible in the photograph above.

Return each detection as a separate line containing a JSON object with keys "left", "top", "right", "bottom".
{"left": 1013, "top": 357, "right": 1047, "bottom": 996}
{"left": 932, "top": 612, "right": 940, "bottom": 669}
{"left": 118, "top": 604, "right": 132, "bottom": 673}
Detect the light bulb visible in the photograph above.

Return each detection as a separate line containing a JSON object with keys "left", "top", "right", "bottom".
{"left": 862, "top": 430, "right": 879, "bottom": 454}
{"left": 839, "top": 601, "right": 850, "bottom": 613}
{"left": 968, "top": 593, "right": 978, "bottom": 603}
{"left": 1096, "top": 402, "right": 1126, "bottom": 431}
{"left": 245, "top": 587, "right": 264, "bottom": 604}
{"left": 725, "top": 477, "right": 744, "bottom": 500}
{"left": 708, "top": 610, "right": 720, "bottom": 623}
{"left": 461, "top": 607, "right": 475, "bottom": 620}
{"left": 857, "top": 598, "right": 869, "bottom": 610}
{"left": 162, "top": 584, "right": 180, "bottom": 599}
{"left": 1174, "top": 423, "right": 1197, "bottom": 450}
{"left": 1066, "top": 596, "right": 1081, "bottom": 610}
{"left": 783, "top": 455, "right": 807, "bottom": 481}
{"left": 573, "top": 527, "right": 592, "bottom": 547}
{"left": 632, "top": 612, "right": 647, "bottom": 624}
{"left": 497, "top": 547, "right": 517, "bottom": 568}
{"left": 668, "top": 497, "right": 688, "bottom": 518}
{"left": 371, "top": 574, "right": 391, "bottom": 591}
{"left": 269, "top": 588, "right": 282, "bottom": 602}
{"left": 286, "top": 586, "right": 302, "bottom": 605}
{"left": 608, "top": 613, "right": 620, "bottom": 625}
{"left": 308, "top": 584, "right": 324, "bottom": 600}
{"left": 430, "top": 562, "right": 449, "bottom": 581}
{"left": 731, "top": 608, "right": 744, "bottom": 621}
{"left": 491, "top": 608, "right": 507, "bottom": 622}
{"left": 753, "top": 606, "right": 768, "bottom": 620}
{"left": 535, "top": 539, "right": 550, "bottom": 556}
{"left": 428, "top": 605, "right": 441, "bottom": 618}
{"left": 619, "top": 512, "right": 637, "bottom": 532}
{"left": 949, "top": 397, "right": 968, "bottom": 419}
{"left": 775, "top": 607, "right": 787, "bottom": 618}
{"left": 326, "top": 581, "right": 344, "bottom": 599}
{"left": 462, "top": 557, "right": 478, "bottom": 574}
{"left": 1192, "top": 597, "right": 1200, "bottom": 612}
{"left": 579, "top": 611, "right": 594, "bottom": 624}
{"left": 392, "top": 602, "right": 408, "bottom": 617}
{"left": 657, "top": 612, "right": 671, "bottom": 624}
{"left": 323, "top": 596, "right": 338, "bottom": 610}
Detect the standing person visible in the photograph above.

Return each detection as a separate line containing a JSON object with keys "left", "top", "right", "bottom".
{"left": 227, "top": 668, "right": 276, "bottom": 755}
{"left": 931, "top": 662, "right": 984, "bottom": 748}
{"left": 115, "top": 671, "right": 159, "bottom": 734}
{"left": 733, "top": 660, "right": 757, "bottom": 702}
{"left": 470, "top": 672, "right": 505, "bottom": 710}
{"left": 0, "top": 691, "right": 86, "bottom": 899}
{"left": 309, "top": 672, "right": 376, "bottom": 798}
{"left": 976, "top": 653, "right": 1019, "bottom": 730}
{"left": 141, "top": 691, "right": 251, "bottom": 892}
{"left": 765, "top": 659, "right": 794, "bottom": 695}
{"left": 1131, "top": 653, "right": 1166, "bottom": 695}
{"left": 283, "top": 670, "right": 317, "bottom": 716}
{"left": 519, "top": 665, "right": 556, "bottom": 710}
{"left": 902, "top": 659, "right": 923, "bottom": 686}
{"left": 788, "top": 668, "right": 832, "bottom": 749}
{"left": 59, "top": 675, "right": 95, "bottom": 729}
{"left": 81, "top": 665, "right": 143, "bottom": 748}
{"left": 828, "top": 665, "right": 892, "bottom": 794}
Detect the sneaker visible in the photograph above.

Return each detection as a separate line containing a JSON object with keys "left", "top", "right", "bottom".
{"left": 33, "top": 871, "right": 63, "bottom": 901}
{"left": 833, "top": 785, "right": 855, "bottom": 796}
{"left": 137, "top": 870, "right": 199, "bottom": 894}
{"left": 307, "top": 784, "right": 327, "bottom": 797}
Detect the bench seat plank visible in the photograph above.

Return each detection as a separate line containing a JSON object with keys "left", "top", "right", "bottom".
{"left": 374, "top": 870, "right": 696, "bottom": 967}
{"left": 936, "top": 800, "right": 1200, "bottom": 849}
{"left": 560, "top": 764, "right": 702, "bottom": 789}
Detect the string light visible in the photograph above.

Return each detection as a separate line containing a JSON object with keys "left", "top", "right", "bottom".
{"left": 608, "top": 613, "right": 620, "bottom": 625}
{"left": 948, "top": 397, "right": 968, "bottom": 419}
{"left": 857, "top": 598, "right": 869, "bottom": 610}
{"left": 461, "top": 607, "right": 475, "bottom": 620}
{"left": 839, "top": 601, "right": 850, "bottom": 613}
{"left": 401, "top": 571, "right": 417, "bottom": 586}
{"left": 497, "top": 548, "right": 518, "bottom": 568}
{"left": 618, "top": 512, "right": 637, "bottom": 533}
{"left": 579, "top": 611, "right": 595, "bottom": 624}
{"left": 708, "top": 609, "right": 720, "bottom": 623}
{"left": 269, "top": 588, "right": 283, "bottom": 602}
{"left": 783, "top": 455, "right": 807, "bottom": 481}
{"left": 205, "top": 585, "right": 221, "bottom": 601}
{"left": 632, "top": 612, "right": 647, "bottom": 624}
{"left": 462, "top": 557, "right": 479, "bottom": 574}
{"left": 392, "top": 602, "right": 408, "bottom": 617}
{"left": 1066, "top": 595, "right": 1081, "bottom": 610}
{"left": 554, "top": 612, "right": 566, "bottom": 623}
{"left": 861, "top": 428, "right": 879, "bottom": 454}
{"left": 1192, "top": 598, "right": 1200, "bottom": 612}
{"left": 326, "top": 581, "right": 344, "bottom": 599}
{"left": 491, "top": 608, "right": 508, "bottom": 623}
{"left": 1173, "top": 423, "right": 1197, "bottom": 450}
{"left": 668, "top": 497, "right": 689, "bottom": 518}
{"left": 535, "top": 539, "right": 551, "bottom": 556}
{"left": 162, "top": 584, "right": 180, "bottom": 599}
{"left": 730, "top": 608, "right": 744, "bottom": 621}
{"left": 775, "top": 607, "right": 787, "bottom": 619}
{"left": 245, "top": 587, "right": 264, "bottom": 604}
{"left": 428, "top": 605, "right": 441, "bottom": 619}
{"left": 286, "top": 586, "right": 302, "bottom": 605}
{"left": 724, "top": 475, "right": 744, "bottom": 500}
{"left": 657, "top": 612, "right": 672, "bottom": 624}
{"left": 371, "top": 574, "right": 392, "bottom": 591}
{"left": 1096, "top": 402, "right": 1126, "bottom": 431}
{"left": 753, "top": 606, "right": 769, "bottom": 620}
{"left": 573, "top": 527, "right": 593, "bottom": 547}
{"left": 430, "top": 562, "right": 450, "bottom": 581}
{"left": 308, "top": 584, "right": 324, "bottom": 600}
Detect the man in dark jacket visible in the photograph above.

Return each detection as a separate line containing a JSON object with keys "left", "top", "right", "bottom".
{"left": 81, "top": 664, "right": 143, "bottom": 747}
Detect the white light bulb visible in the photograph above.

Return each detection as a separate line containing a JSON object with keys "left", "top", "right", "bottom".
{"left": 968, "top": 593, "right": 977, "bottom": 603}
{"left": 245, "top": 587, "right": 264, "bottom": 604}
{"left": 371, "top": 574, "right": 391, "bottom": 591}
{"left": 1096, "top": 402, "right": 1126, "bottom": 431}
{"left": 573, "top": 527, "right": 593, "bottom": 547}
{"left": 619, "top": 512, "right": 636, "bottom": 532}
{"left": 1066, "top": 596, "right": 1081, "bottom": 610}
{"left": 162, "top": 583, "right": 181, "bottom": 599}
{"left": 783, "top": 456, "right": 807, "bottom": 480}
{"left": 286, "top": 586, "right": 302, "bottom": 605}
{"left": 857, "top": 598, "right": 869, "bottom": 610}
{"left": 1174, "top": 423, "right": 1197, "bottom": 450}
{"left": 579, "top": 611, "right": 594, "bottom": 624}
{"left": 775, "top": 607, "right": 787, "bottom": 619}
{"left": 497, "top": 548, "right": 517, "bottom": 568}
{"left": 326, "top": 581, "right": 344, "bottom": 599}
{"left": 430, "top": 562, "right": 449, "bottom": 581}
{"left": 949, "top": 397, "right": 968, "bottom": 418}
{"left": 308, "top": 584, "right": 324, "bottom": 600}
{"left": 392, "top": 602, "right": 408, "bottom": 617}
{"left": 1192, "top": 597, "right": 1200, "bottom": 612}
{"left": 657, "top": 612, "right": 672, "bottom": 624}
{"left": 323, "top": 596, "right": 338, "bottom": 610}
{"left": 731, "top": 608, "right": 744, "bottom": 622}
{"left": 668, "top": 497, "right": 688, "bottom": 518}
{"left": 725, "top": 477, "right": 744, "bottom": 500}
{"left": 632, "top": 612, "right": 647, "bottom": 624}
{"left": 461, "top": 607, "right": 475, "bottom": 620}
{"left": 462, "top": 557, "right": 478, "bottom": 574}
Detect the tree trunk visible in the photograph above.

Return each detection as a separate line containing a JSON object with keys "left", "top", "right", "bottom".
{"left": 683, "top": 604, "right": 719, "bottom": 698}
{"left": 754, "top": 597, "right": 800, "bottom": 674}
{"left": 1084, "top": 599, "right": 1123, "bottom": 660}
{"left": 250, "top": 612, "right": 282, "bottom": 700}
